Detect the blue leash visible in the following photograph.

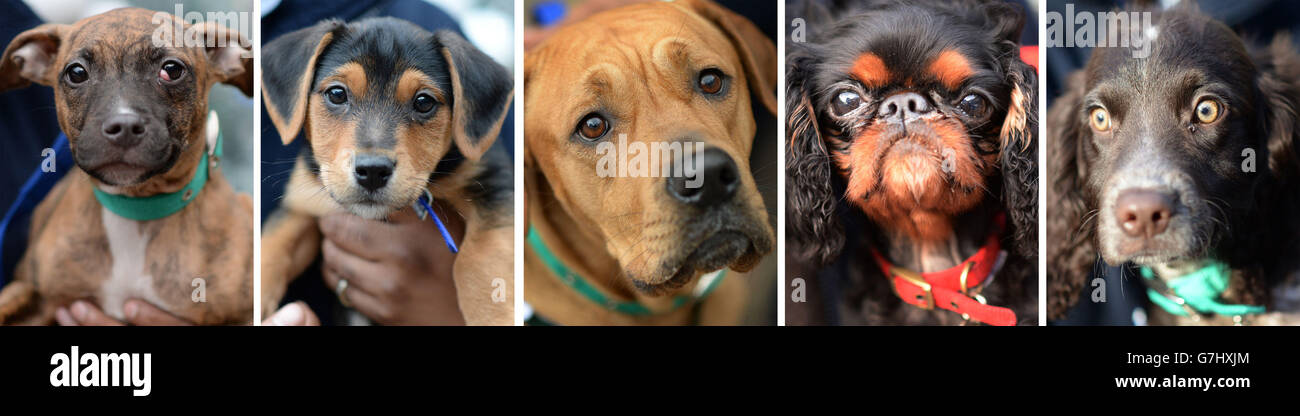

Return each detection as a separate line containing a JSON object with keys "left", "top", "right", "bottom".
{"left": 416, "top": 192, "right": 459, "bottom": 253}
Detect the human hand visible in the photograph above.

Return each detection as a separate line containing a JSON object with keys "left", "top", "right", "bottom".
{"left": 261, "top": 301, "right": 320, "bottom": 326}
{"left": 318, "top": 208, "right": 466, "bottom": 325}
{"left": 55, "top": 299, "right": 194, "bottom": 326}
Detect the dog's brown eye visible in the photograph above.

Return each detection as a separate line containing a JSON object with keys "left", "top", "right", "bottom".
{"left": 578, "top": 114, "right": 609, "bottom": 140}
{"left": 1089, "top": 108, "right": 1112, "bottom": 132}
{"left": 413, "top": 94, "right": 435, "bottom": 113}
{"left": 326, "top": 86, "right": 348, "bottom": 105}
{"left": 159, "top": 61, "right": 184, "bottom": 82}
{"left": 1195, "top": 99, "right": 1220, "bottom": 124}
{"left": 65, "top": 64, "right": 88, "bottom": 84}
{"left": 957, "top": 94, "right": 988, "bottom": 118}
{"left": 831, "top": 90, "right": 861, "bottom": 116}
{"left": 698, "top": 69, "right": 724, "bottom": 94}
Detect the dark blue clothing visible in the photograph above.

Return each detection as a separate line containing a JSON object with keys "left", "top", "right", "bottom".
{"left": 0, "top": 0, "right": 61, "bottom": 287}
{"left": 0, "top": 135, "right": 71, "bottom": 287}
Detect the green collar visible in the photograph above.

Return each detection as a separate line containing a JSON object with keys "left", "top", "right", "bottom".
{"left": 92, "top": 118, "right": 221, "bottom": 221}
{"left": 526, "top": 226, "right": 725, "bottom": 316}
{"left": 1140, "top": 260, "right": 1265, "bottom": 317}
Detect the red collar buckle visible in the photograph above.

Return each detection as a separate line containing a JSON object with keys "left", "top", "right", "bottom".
{"left": 873, "top": 215, "right": 1018, "bottom": 326}
{"left": 888, "top": 266, "right": 935, "bottom": 310}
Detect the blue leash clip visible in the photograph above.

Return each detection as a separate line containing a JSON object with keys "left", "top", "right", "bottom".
{"left": 414, "top": 188, "right": 459, "bottom": 253}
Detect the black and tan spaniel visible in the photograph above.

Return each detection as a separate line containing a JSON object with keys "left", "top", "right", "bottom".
{"left": 786, "top": 0, "right": 1038, "bottom": 325}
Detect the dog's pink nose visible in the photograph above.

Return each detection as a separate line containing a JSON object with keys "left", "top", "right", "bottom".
{"left": 102, "top": 114, "right": 146, "bottom": 148}
{"left": 1115, "top": 189, "right": 1174, "bottom": 239}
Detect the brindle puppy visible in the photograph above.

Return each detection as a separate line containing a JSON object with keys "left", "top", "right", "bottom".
{"left": 0, "top": 8, "right": 254, "bottom": 325}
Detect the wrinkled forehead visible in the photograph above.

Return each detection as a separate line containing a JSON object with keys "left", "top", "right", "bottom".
{"left": 576, "top": 3, "right": 728, "bottom": 46}
{"left": 534, "top": 6, "right": 738, "bottom": 96}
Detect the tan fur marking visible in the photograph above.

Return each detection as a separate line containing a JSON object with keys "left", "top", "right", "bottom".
{"left": 851, "top": 53, "right": 890, "bottom": 88}
{"left": 396, "top": 68, "right": 442, "bottom": 104}
{"left": 927, "top": 49, "right": 974, "bottom": 90}
{"left": 306, "top": 90, "right": 360, "bottom": 202}
{"left": 1001, "top": 83, "right": 1030, "bottom": 151}
{"left": 322, "top": 62, "right": 368, "bottom": 99}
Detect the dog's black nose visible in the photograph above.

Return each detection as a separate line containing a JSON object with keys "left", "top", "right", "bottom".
{"left": 353, "top": 154, "right": 395, "bottom": 192}
{"left": 1115, "top": 189, "right": 1175, "bottom": 239}
{"left": 102, "top": 113, "right": 146, "bottom": 148}
{"left": 877, "top": 92, "right": 932, "bottom": 122}
{"left": 666, "top": 147, "right": 739, "bottom": 207}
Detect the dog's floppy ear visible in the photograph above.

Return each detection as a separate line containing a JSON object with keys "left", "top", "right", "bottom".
{"left": 194, "top": 21, "right": 253, "bottom": 97}
{"left": 435, "top": 30, "right": 513, "bottom": 162}
{"left": 786, "top": 46, "right": 843, "bottom": 266}
{"left": 998, "top": 49, "right": 1038, "bottom": 259}
{"left": 982, "top": 0, "right": 1036, "bottom": 148}
{"left": 1256, "top": 35, "right": 1300, "bottom": 179}
{"left": 1046, "top": 72, "right": 1097, "bottom": 320}
{"left": 0, "top": 23, "right": 68, "bottom": 91}
{"left": 683, "top": 0, "right": 777, "bottom": 115}
{"left": 979, "top": 0, "right": 1040, "bottom": 264}
{"left": 998, "top": 70, "right": 1038, "bottom": 261}
{"left": 261, "top": 20, "right": 342, "bottom": 144}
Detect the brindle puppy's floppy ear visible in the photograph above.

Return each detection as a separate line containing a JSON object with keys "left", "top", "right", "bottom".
{"left": 194, "top": 21, "right": 254, "bottom": 97}
{"left": 434, "top": 30, "right": 513, "bottom": 162}
{"left": 261, "top": 20, "right": 343, "bottom": 144}
{"left": 682, "top": 0, "right": 777, "bottom": 115}
{"left": 1046, "top": 72, "right": 1097, "bottom": 320}
{"left": 0, "top": 23, "right": 69, "bottom": 91}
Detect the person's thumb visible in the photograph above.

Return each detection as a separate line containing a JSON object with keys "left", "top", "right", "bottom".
{"left": 263, "top": 301, "right": 320, "bottom": 326}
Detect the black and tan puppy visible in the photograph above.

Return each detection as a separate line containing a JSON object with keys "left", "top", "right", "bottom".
{"left": 786, "top": 0, "right": 1038, "bottom": 325}
{"left": 260, "top": 18, "right": 513, "bottom": 325}
{"left": 0, "top": 8, "right": 254, "bottom": 325}
{"left": 1047, "top": 5, "right": 1300, "bottom": 325}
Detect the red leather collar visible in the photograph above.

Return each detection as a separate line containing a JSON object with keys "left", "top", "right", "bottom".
{"left": 868, "top": 214, "right": 1017, "bottom": 326}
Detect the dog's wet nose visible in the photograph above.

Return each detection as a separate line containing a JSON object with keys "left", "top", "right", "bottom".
{"left": 877, "top": 92, "right": 932, "bottom": 122}
{"left": 1115, "top": 189, "right": 1175, "bottom": 239}
{"left": 353, "top": 154, "right": 395, "bottom": 192}
{"left": 102, "top": 113, "right": 146, "bottom": 148}
{"left": 666, "top": 147, "right": 739, "bottom": 207}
